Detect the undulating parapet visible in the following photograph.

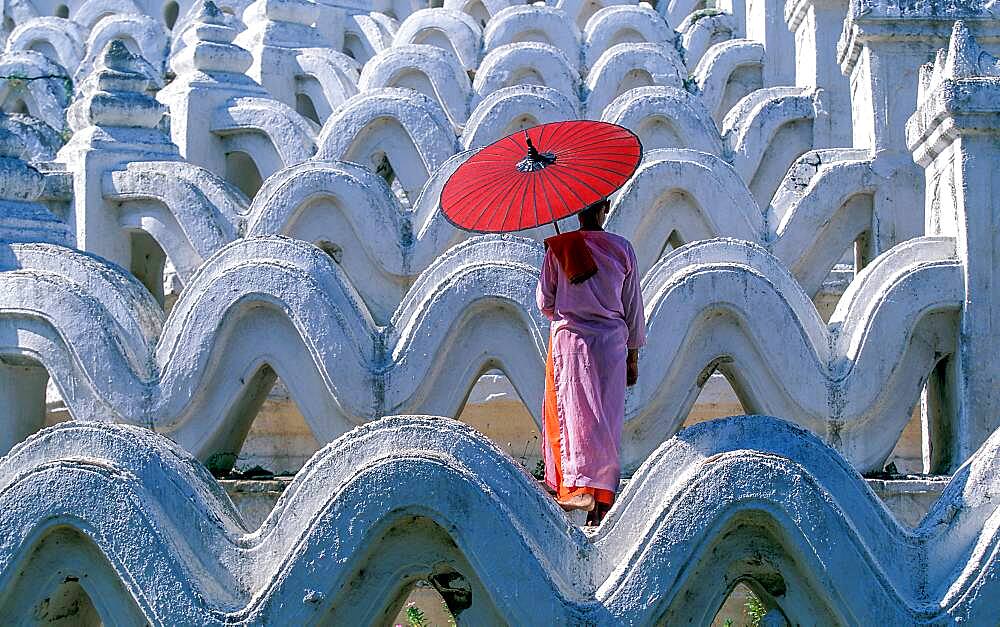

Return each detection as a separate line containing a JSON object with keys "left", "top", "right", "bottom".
{"left": 0, "top": 227, "right": 967, "bottom": 473}
{"left": 582, "top": 4, "right": 675, "bottom": 71}
{"left": 0, "top": 414, "right": 998, "bottom": 623}
{"left": 316, "top": 87, "right": 457, "bottom": 203}
{"left": 1, "top": 5, "right": 999, "bottom": 626}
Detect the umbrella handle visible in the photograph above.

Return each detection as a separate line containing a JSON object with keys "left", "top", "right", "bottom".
{"left": 527, "top": 133, "right": 562, "bottom": 235}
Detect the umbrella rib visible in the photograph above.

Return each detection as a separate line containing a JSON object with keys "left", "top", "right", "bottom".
{"left": 547, "top": 164, "right": 608, "bottom": 200}
{"left": 489, "top": 142, "right": 524, "bottom": 157}
{"left": 472, "top": 166, "right": 528, "bottom": 230}
{"left": 456, "top": 167, "right": 526, "bottom": 226}
{"left": 553, "top": 133, "right": 637, "bottom": 154}
{"left": 546, "top": 127, "right": 590, "bottom": 154}
{"left": 448, "top": 156, "right": 525, "bottom": 195}
{"left": 550, "top": 124, "right": 621, "bottom": 150}
{"left": 553, "top": 159, "right": 636, "bottom": 178}
{"left": 557, "top": 159, "right": 637, "bottom": 174}
{"left": 536, "top": 122, "right": 552, "bottom": 148}
{"left": 547, "top": 122, "right": 576, "bottom": 152}
{"left": 536, "top": 120, "right": 562, "bottom": 152}
{"left": 483, "top": 173, "right": 527, "bottom": 231}
{"left": 537, "top": 166, "right": 574, "bottom": 222}
{"left": 552, "top": 162, "right": 621, "bottom": 189}
{"left": 560, "top": 146, "right": 641, "bottom": 158}
{"left": 555, "top": 128, "right": 633, "bottom": 148}
{"left": 546, "top": 120, "right": 599, "bottom": 152}
{"left": 539, "top": 170, "right": 566, "bottom": 222}
{"left": 504, "top": 133, "right": 524, "bottom": 155}
{"left": 510, "top": 174, "right": 533, "bottom": 230}
{"left": 555, "top": 158, "right": 638, "bottom": 181}
{"left": 448, "top": 164, "right": 525, "bottom": 224}
{"left": 462, "top": 157, "right": 522, "bottom": 165}
{"left": 462, "top": 180, "right": 510, "bottom": 230}
{"left": 556, "top": 143, "right": 641, "bottom": 158}
{"left": 543, "top": 164, "right": 591, "bottom": 209}
{"left": 504, "top": 171, "right": 532, "bottom": 231}
{"left": 444, "top": 163, "right": 519, "bottom": 196}
{"left": 556, "top": 152, "right": 639, "bottom": 166}
{"left": 445, "top": 167, "right": 524, "bottom": 212}
{"left": 548, "top": 120, "right": 599, "bottom": 147}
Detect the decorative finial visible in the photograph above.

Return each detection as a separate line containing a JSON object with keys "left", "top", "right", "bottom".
{"left": 66, "top": 39, "right": 165, "bottom": 132}
{"left": 170, "top": 0, "right": 253, "bottom": 75}
{"left": 517, "top": 131, "right": 556, "bottom": 172}
{"left": 944, "top": 21, "right": 980, "bottom": 79}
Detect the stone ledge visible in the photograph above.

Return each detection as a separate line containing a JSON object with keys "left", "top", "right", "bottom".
{"left": 221, "top": 474, "right": 952, "bottom": 530}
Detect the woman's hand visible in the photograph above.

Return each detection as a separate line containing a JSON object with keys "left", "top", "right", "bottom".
{"left": 626, "top": 348, "right": 639, "bottom": 386}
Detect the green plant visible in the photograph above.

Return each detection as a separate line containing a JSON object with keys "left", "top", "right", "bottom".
{"left": 531, "top": 459, "right": 545, "bottom": 480}
{"left": 745, "top": 590, "right": 766, "bottom": 626}
{"left": 405, "top": 601, "right": 428, "bottom": 627}
{"left": 689, "top": 7, "right": 724, "bottom": 22}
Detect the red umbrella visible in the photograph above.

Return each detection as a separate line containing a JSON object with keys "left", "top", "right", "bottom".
{"left": 440, "top": 120, "right": 642, "bottom": 234}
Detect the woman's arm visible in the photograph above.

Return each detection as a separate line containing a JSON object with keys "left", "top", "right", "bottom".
{"left": 622, "top": 243, "right": 645, "bottom": 386}
{"left": 536, "top": 248, "right": 557, "bottom": 320}
{"left": 622, "top": 243, "right": 646, "bottom": 348}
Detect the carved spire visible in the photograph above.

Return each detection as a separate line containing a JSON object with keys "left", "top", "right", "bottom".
{"left": 65, "top": 40, "right": 166, "bottom": 132}
{"left": 917, "top": 21, "right": 1000, "bottom": 107}
{"left": 236, "top": 0, "right": 324, "bottom": 50}
{"left": 170, "top": 0, "right": 254, "bottom": 76}
{"left": 944, "top": 20, "right": 987, "bottom": 79}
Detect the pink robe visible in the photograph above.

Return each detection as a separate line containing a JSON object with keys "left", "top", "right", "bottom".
{"left": 536, "top": 230, "right": 646, "bottom": 494}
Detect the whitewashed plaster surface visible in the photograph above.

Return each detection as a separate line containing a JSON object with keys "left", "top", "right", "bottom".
{"left": 1, "top": 414, "right": 1000, "bottom": 624}
{"left": 0, "top": 0, "right": 998, "bottom": 621}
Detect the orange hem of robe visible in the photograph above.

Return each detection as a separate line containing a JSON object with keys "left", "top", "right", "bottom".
{"left": 544, "top": 333, "right": 615, "bottom": 507}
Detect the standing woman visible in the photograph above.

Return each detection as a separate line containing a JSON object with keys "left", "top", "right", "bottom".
{"left": 536, "top": 198, "right": 645, "bottom": 524}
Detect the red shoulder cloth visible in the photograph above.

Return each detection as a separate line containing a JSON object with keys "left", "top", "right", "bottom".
{"left": 544, "top": 230, "right": 598, "bottom": 284}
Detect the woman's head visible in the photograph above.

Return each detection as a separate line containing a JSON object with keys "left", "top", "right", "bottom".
{"left": 578, "top": 198, "right": 609, "bottom": 228}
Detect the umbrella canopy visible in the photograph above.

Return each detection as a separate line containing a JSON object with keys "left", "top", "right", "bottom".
{"left": 440, "top": 120, "right": 642, "bottom": 233}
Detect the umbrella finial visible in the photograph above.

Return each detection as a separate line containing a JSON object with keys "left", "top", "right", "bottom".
{"left": 525, "top": 131, "right": 540, "bottom": 159}
{"left": 518, "top": 130, "right": 556, "bottom": 172}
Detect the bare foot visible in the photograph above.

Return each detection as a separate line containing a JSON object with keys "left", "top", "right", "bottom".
{"left": 557, "top": 493, "right": 595, "bottom": 512}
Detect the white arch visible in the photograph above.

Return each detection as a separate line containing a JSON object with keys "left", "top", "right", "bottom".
{"left": 393, "top": 8, "right": 482, "bottom": 72}
{"left": 462, "top": 84, "right": 580, "bottom": 149}
{"left": 316, "top": 88, "right": 458, "bottom": 201}
{"left": 601, "top": 85, "right": 723, "bottom": 155}
{"left": 473, "top": 41, "right": 581, "bottom": 105}
{"left": 584, "top": 42, "right": 685, "bottom": 118}
{"left": 582, "top": 4, "right": 673, "bottom": 70}
{"left": 483, "top": 4, "right": 581, "bottom": 68}
{"left": 360, "top": 43, "right": 472, "bottom": 132}
{"left": 4, "top": 17, "right": 86, "bottom": 70}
